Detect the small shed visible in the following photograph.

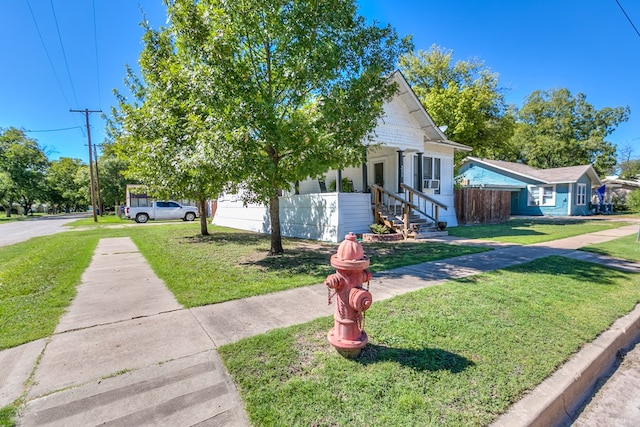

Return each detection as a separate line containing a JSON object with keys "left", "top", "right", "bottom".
{"left": 456, "top": 157, "right": 601, "bottom": 217}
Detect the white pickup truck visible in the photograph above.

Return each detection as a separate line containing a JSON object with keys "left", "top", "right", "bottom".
{"left": 125, "top": 201, "right": 199, "bottom": 223}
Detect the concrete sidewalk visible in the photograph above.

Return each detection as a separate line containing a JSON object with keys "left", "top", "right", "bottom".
{"left": 1, "top": 224, "right": 639, "bottom": 426}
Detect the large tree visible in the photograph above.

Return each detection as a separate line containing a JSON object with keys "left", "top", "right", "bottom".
{"left": 0, "top": 128, "right": 48, "bottom": 216}
{"left": 112, "top": 0, "right": 409, "bottom": 254}
{"left": 184, "top": 0, "right": 409, "bottom": 254}
{"left": 512, "top": 88, "right": 629, "bottom": 176}
{"left": 46, "top": 157, "right": 88, "bottom": 212}
{"left": 109, "top": 6, "right": 243, "bottom": 236}
{"left": 97, "top": 155, "right": 132, "bottom": 210}
{"left": 399, "top": 45, "right": 516, "bottom": 161}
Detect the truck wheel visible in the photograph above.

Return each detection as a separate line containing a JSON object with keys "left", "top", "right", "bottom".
{"left": 184, "top": 212, "right": 196, "bottom": 221}
{"left": 135, "top": 213, "right": 149, "bottom": 223}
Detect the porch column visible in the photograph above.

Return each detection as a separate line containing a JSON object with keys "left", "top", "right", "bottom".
{"left": 397, "top": 150, "right": 404, "bottom": 192}
{"left": 416, "top": 152, "right": 423, "bottom": 190}
{"left": 362, "top": 162, "right": 368, "bottom": 193}
{"left": 337, "top": 170, "right": 342, "bottom": 192}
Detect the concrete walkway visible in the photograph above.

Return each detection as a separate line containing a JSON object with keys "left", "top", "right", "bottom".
{"left": 1, "top": 224, "right": 639, "bottom": 426}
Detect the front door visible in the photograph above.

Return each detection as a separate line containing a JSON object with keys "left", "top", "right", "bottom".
{"left": 374, "top": 162, "right": 384, "bottom": 187}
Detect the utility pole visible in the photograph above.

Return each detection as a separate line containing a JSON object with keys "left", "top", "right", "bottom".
{"left": 93, "top": 144, "right": 104, "bottom": 216}
{"left": 70, "top": 108, "right": 102, "bottom": 222}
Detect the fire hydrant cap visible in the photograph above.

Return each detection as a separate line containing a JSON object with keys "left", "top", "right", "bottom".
{"left": 331, "top": 232, "right": 370, "bottom": 270}
{"left": 337, "top": 233, "right": 364, "bottom": 260}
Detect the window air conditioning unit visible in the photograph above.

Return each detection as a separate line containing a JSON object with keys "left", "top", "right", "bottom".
{"left": 423, "top": 179, "right": 440, "bottom": 190}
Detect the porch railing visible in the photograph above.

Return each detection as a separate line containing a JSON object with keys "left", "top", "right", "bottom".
{"left": 371, "top": 183, "right": 448, "bottom": 238}
{"left": 400, "top": 183, "right": 448, "bottom": 224}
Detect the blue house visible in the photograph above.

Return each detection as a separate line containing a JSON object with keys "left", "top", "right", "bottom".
{"left": 456, "top": 157, "right": 602, "bottom": 216}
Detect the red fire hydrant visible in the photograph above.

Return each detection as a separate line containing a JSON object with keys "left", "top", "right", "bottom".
{"left": 325, "top": 232, "right": 373, "bottom": 358}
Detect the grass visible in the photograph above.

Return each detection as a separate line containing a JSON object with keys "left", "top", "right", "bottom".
{"left": 447, "top": 218, "right": 629, "bottom": 244}
{"left": 581, "top": 233, "right": 640, "bottom": 262}
{"left": 0, "top": 231, "right": 103, "bottom": 350}
{"left": 0, "top": 213, "right": 46, "bottom": 223}
{"left": 219, "top": 256, "right": 640, "bottom": 427}
{"left": 64, "top": 214, "right": 129, "bottom": 227}
{"left": 127, "top": 225, "right": 489, "bottom": 307}
{"left": 0, "top": 223, "right": 488, "bottom": 348}
{"left": 0, "top": 405, "right": 16, "bottom": 427}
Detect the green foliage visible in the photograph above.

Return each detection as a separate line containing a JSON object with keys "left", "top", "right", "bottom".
{"left": 369, "top": 223, "right": 392, "bottom": 234}
{"left": 512, "top": 89, "right": 629, "bottom": 176}
{"left": 0, "top": 128, "right": 48, "bottom": 216}
{"left": 626, "top": 189, "right": 640, "bottom": 212}
{"left": 219, "top": 256, "right": 640, "bottom": 426}
{"left": 399, "top": 45, "right": 517, "bottom": 161}
{"left": 133, "top": 0, "right": 411, "bottom": 253}
{"left": 46, "top": 157, "right": 89, "bottom": 212}
{"left": 618, "top": 159, "right": 640, "bottom": 180}
{"left": 328, "top": 177, "right": 354, "bottom": 192}
{"left": 97, "top": 155, "right": 132, "bottom": 208}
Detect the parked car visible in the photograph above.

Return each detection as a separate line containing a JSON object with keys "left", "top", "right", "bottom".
{"left": 125, "top": 201, "right": 199, "bottom": 223}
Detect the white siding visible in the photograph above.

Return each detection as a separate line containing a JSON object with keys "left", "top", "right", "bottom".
{"left": 214, "top": 193, "right": 373, "bottom": 243}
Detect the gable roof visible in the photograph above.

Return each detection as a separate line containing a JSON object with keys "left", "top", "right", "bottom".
{"left": 390, "top": 71, "right": 472, "bottom": 152}
{"left": 462, "top": 157, "right": 602, "bottom": 186}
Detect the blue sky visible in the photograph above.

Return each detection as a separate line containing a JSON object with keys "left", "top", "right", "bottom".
{"left": 1, "top": 1, "right": 639, "bottom": 164}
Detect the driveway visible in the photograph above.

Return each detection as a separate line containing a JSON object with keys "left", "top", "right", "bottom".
{"left": 0, "top": 213, "right": 90, "bottom": 248}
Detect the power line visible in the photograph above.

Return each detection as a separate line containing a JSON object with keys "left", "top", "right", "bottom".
{"left": 25, "top": 126, "right": 84, "bottom": 133}
{"left": 26, "top": 0, "right": 72, "bottom": 108}
{"left": 92, "top": 0, "right": 102, "bottom": 108}
{"left": 615, "top": 0, "right": 640, "bottom": 39}
{"left": 50, "top": 0, "right": 79, "bottom": 106}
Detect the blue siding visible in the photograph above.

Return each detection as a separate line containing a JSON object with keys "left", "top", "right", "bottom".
{"left": 458, "top": 163, "right": 529, "bottom": 187}
{"left": 458, "top": 161, "right": 594, "bottom": 217}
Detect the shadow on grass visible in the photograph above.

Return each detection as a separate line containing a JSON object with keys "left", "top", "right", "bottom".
{"left": 183, "top": 231, "right": 269, "bottom": 246}
{"left": 357, "top": 343, "right": 474, "bottom": 373}
{"left": 450, "top": 219, "right": 597, "bottom": 240}
{"left": 459, "top": 256, "right": 629, "bottom": 286}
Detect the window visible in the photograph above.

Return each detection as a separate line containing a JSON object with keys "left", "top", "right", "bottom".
{"left": 423, "top": 157, "right": 442, "bottom": 194}
{"left": 528, "top": 185, "right": 556, "bottom": 206}
{"left": 576, "top": 183, "right": 587, "bottom": 205}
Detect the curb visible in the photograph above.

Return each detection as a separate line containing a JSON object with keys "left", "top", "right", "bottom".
{"left": 492, "top": 302, "right": 640, "bottom": 427}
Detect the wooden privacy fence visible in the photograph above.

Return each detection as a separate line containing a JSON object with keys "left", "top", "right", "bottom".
{"left": 454, "top": 188, "right": 511, "bottom": 225}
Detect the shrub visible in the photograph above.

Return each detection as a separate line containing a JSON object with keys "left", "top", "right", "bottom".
{"left": 369, "top": 223, "right": 393, "bottom": 234}
{"left": 626, "top": 189, "right": 640, "bottom": 212}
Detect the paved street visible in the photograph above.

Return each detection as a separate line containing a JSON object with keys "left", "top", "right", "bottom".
{"left": 0, "top": 213, "right": 89, "bottom": 247}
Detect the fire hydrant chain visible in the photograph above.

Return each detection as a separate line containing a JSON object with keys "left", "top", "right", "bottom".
{"left": 327, "top": 288, "right": 336, "bottom": 305}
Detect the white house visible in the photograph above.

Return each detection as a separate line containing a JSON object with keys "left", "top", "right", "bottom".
{"left": 213, "top": 71, "right": 472, "bottom": 242}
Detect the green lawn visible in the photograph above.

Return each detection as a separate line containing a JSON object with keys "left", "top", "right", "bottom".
{"left": 219, "top": 256, "right": 640, "bottom": 427}
{"left": 581, "top": 233, "right": 640, "bottom": 262}
{"left": 126, "top": 225, "right": 489, "bottom": 307}
{"left": 0, "top": 213, "right": 46, "bottom": 223}
{"left": 0, "top": 231, "right": 102, "bottom": 350}
{"left": 447, "top": 218, "right": 629, "bottom": 244}
{"left": 64, "top": 214, "right": 129, "bottom": 227}
{"left": 0, "top": 224, "right": 488, "bottom": 349}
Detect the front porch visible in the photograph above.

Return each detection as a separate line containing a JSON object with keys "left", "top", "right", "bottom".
{"left": 214, "top": 180, "right": 451, "bottom": 243}
{"left": 214, "top": 192, "right": 373, "bottom": 243}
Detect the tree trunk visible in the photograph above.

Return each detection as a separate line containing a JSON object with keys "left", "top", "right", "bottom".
{"left": 268, "top": 195, "right": 283, "bottom": 255}
{"left": 198, "top": 198, "right": 209, "bottom": 236}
